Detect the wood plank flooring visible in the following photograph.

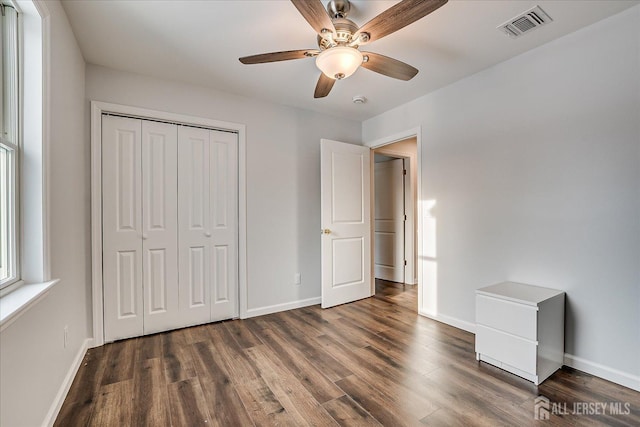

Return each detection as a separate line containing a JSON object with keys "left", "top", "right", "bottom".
{"left": 55, "top": 280, "right": 640, "bottom": 426}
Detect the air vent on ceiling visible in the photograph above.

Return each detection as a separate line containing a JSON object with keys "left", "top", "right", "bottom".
{"left": 498, "top": 5, "right": 553, "bottom": 39}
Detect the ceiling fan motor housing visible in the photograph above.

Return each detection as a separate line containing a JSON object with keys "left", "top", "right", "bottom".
{"left": 327, "top": 0, "right": 351, "bottom": 18}
{"left": 317, "top": 18, "right": 359, "bottom": 50}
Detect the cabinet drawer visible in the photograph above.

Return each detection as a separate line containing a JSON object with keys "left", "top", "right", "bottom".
{"left": 476, "top": 294, "right": 537, "bottom": 340}
{"left": 475, "top": 325, "right": 537, "bottom": 374}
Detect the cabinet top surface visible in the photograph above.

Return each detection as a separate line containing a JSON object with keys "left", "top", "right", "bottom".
{"left": 476, "top": 282, "right": 564, "bottom": 306}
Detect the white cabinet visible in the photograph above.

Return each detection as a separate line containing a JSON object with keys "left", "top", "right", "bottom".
{"left": 102, "top": 115, "right": 238, "bottom": 342}
{"left": 475, "top": 281, "right": 565, "bottom": 385}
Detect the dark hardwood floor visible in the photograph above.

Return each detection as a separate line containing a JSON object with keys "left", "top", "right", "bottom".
{"left": 56, "top": 280, "right": 639, "bottom": 426}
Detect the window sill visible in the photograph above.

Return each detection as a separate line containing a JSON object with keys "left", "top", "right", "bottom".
{"left": 0, "top": 279, "right": 60, "bottom": 332}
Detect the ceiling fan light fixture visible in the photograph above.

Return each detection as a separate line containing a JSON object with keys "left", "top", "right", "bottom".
{"left": 315, "top": 46, "right": 363, "bottom": 80}
{"left": 240, "top": 0, "right": 447, "bottom": 98}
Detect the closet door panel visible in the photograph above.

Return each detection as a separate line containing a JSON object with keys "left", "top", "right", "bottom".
{"left": 178, "top": 126, "right": 212, "bottom": 326}
{"left": 102, "top": 116, "right": 144, "bottom": 341}
{"left": 142, "top": 121, "right": 179, "bottom": 334}
{"left": 187, "top": 246, "right": 207, "bottom": 306}
{"left": 210, "top": 130, "right": 239, "bottom": 321}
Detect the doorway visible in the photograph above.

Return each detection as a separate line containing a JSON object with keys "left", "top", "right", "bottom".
{"left": 319, "top": 134, "right": 420, "bottom": 312}
{"left": 372, "top": 137, "right": 418, "bottom": 311}
{"left": 373, "top": 156, "right": 406, "bottom": 283}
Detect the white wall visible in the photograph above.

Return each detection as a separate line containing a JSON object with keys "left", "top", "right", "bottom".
{"left": 0, "top": 1, "right": 91, "bottom": 426}
{"left": 85, "top": 64, "right": 361, "bottom": 315}
{"left": 363, "top": 5, "right": 640, "bottom": 387}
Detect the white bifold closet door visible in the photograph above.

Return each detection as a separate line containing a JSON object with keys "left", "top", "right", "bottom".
{"left": 178, "top": 126, "right": 239, "bottom": 324}
{"left": 141, "top": 120, "right": 179, "bottom": 335}
{"left": 102, "top": 116, "right": 145, "bottom": 341}
{"left": 102, "top": 115, "right": 238, "bottom": 342}
{"left": 102, "top": 116, "right": 179, "bottom": 341}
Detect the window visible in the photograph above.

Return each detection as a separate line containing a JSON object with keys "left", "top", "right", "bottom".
{"left": 0, "top": 3, "right": 19, "bottom": 289}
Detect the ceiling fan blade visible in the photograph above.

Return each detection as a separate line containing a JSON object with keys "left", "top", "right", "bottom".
{"left": 354, "top": 0, "right": 448, "bottom": 44}
{"left": 314, "top": 73, "right": 335, "bottom": 98}
{"left": 239, "top": 49, "right": 319, "bottom": 64}
{"left": 361, "top": 52, "right": 418, "bottom": 81}
{"left": 290, "top": 0, "right": 336, "bottom": 36}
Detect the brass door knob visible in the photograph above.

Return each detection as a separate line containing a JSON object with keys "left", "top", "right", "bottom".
{"left": 321, "top": 229, "right": 331, "bottom": 235}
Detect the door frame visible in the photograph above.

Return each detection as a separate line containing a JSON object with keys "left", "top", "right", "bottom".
{"left": 364, "top": 128, "right": 422, "bottom": 305}
{"left": 90, "top": 101, "right": 248, "bottom": 347}
{"left": 372, "top": 157, "right": 407, "bottom": 283}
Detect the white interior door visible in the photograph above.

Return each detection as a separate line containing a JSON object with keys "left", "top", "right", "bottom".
{"left": 178, "top": 127, "right": 239, "bottom": 324}
{"left": 141, "top": 120, "right": 179, "bottom": 334}
{"left": 321, "top": 139, "right": 371, "bottom": 308}
{"left": 208, "top": 129, "right": 239, "bottom": 321}
{"left": 374, "top": 158, "right": 405, "bottom": 283}
{"left": 178, "top": 126, "right": 212, "bottom": 326}
{"left": 102, "top": 115, "right": 143, "bottom": 341}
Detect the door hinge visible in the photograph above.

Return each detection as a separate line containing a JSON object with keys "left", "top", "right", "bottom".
{"left": 404, "top": 214, "right": 407, "bottom": 221}
{"left": 404, "top": 260, "right": 407, "bottom": 266}
{"left": 403, "top": 169, "right": 407, "bottom": 175}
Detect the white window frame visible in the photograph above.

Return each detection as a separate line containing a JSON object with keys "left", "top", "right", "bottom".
{"left": 0, "top": 2, "right": 21, "bottom": 292}
{"left": 0, "top": 140, "right": 18, "bottom": 288}
{"left": 0, "top": 0, "right": 58, "bottom": 335}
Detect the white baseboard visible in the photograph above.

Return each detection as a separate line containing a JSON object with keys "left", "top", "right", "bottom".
{"left": 243, "top": 297, "right": 321, "bottom": 319}
{"left": 563, "top": 353, "right": 640, "bottom": 392}
{"left": 43, "top": 337, "right": 92, "bottom": 427}
{"left": 418, "top": 310, "right": 639, "bottom": 392}
{"left": 418, "top": 310, "right": 476, "bottom": 334}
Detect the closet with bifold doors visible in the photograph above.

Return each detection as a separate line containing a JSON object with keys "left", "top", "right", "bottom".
{"left": 101, "top": 114, "right": 238, "bottom": 342}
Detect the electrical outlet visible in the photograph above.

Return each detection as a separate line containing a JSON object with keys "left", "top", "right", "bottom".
{"left": 294, "top": 273, "right": 301, "bottom": 285}
{"left": 64, "top": 326, "right": 69, "bottom": 348}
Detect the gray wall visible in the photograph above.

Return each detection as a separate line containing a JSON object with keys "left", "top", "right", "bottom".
{"left": 0, "top": 1, "right": 91, "bottom": 426}
{"left": 363, "top": 5, "right": 640, "bottom": 384}
{"left": 85, "top": 64, "right": 362, "bottom": 314}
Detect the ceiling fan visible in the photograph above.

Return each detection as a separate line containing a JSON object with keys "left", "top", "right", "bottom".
{"left": 239, "top": 0, "right": 448, "bottom": 98}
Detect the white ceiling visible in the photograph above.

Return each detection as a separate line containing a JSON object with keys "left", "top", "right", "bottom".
{"left": 61, "top": 0, "right": 638, "bottom": 121}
